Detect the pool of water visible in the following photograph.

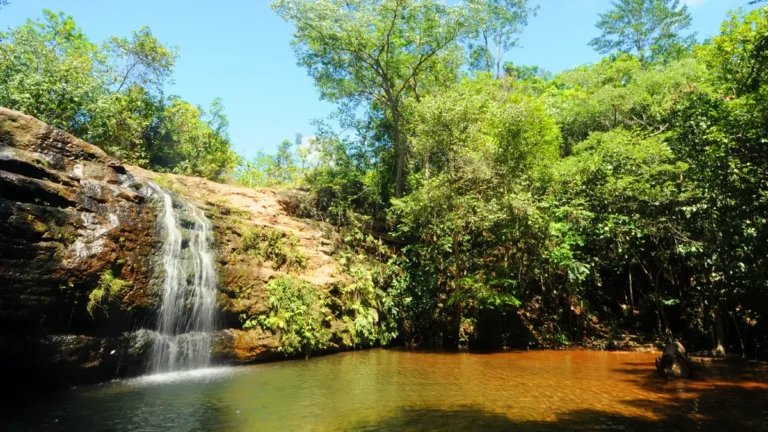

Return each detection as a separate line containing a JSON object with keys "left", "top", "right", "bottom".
{"left": 5, "top": 349, "right": 768, "bottom": 431}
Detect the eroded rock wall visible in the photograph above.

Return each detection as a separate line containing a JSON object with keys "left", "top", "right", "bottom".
{"left": 0, "top": 107, "right": 386, "bottom": 388}
{"left": 0, "top": 108, "right": 160, "bottom": 386}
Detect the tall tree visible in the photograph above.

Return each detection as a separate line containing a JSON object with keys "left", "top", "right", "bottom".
{"left": 0, "top": 10, "right": 103, "bottom": 131}
{"left": 104, "top": 26, "right": 178, "bottom": 93}
{"left": 271, "top": 0, "right": 466, "bottom": 198}
{"left": 0, "top": 1, "right": 8, "bottom": 41}
{"left": 466, "top": 0, "right": 538, "bottom": 79}
{"left": 589, "top": 0, "right": 694, "bottom": 65}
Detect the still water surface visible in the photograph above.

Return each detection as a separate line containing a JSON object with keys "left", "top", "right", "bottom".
{"left": 7, "top": 349, "right": 768, "bottom": 431}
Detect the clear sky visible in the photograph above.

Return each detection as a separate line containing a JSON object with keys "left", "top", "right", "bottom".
{"left": 0, "top": 0, "right": 759, "bottom": 159}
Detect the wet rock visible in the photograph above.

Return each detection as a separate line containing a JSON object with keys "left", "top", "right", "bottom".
{"left": 0, "top": 108, "right": 161, "bottom": 386}
{"left": 0, "top": 330, "right": 154, "bottom": 388}
{"left": 211, "top": 329, "right": 281, "bottom": 364}
{"left": 656, "top": 341, "right": 693, "bottom": 379}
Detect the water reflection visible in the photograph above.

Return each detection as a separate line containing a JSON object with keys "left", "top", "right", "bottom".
{"left": 5, "top": 350, "right": 768, "bottom": 431}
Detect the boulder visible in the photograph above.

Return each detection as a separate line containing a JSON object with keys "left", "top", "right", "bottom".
{"left": 655, "top": 341, "right": 693, "bottom": 379}
{"left": 211, "top": 328, "right": 281, "bottom": 363}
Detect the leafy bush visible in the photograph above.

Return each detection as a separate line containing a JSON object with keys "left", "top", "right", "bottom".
{"left": 247, "top": 276, "right": 331, "bottom": 356}
{"left": 240, "top": 226, "right": 307, "bottom": 271}
{"left": 330, "top": 226, "right": 400, "bottom": 348}
{"left": 87, "top": 270, "right": 131, "bottom": 317}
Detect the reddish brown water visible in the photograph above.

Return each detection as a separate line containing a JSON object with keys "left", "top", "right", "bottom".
{"left": 6, "top": 349, "right": 768, "bottom": 431}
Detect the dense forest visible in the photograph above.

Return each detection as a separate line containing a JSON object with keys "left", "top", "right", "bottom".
{"left": 3, "top": 0, "right": 768, "bottom": 357}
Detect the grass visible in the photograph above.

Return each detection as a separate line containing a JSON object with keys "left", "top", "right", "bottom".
{"left": 154, "top": 173, "right": 188, "bottom": 196}
{"left": 87, "top": 270, "right": 131, "bottom": 317}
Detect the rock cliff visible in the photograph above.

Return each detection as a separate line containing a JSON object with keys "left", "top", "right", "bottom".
{"left": 0, "top": 107, "right": 370, "bottom": 388}
{"left": 0, "top": 108, "right": 161, "bottom": 387}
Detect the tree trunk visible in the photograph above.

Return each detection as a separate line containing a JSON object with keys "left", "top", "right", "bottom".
{"left": 647, "top": 269, "right": 666, "bottom": 338}
{"left": 730, "top": 312, "right": 745, "bottom": 358}
{"left": 393, "top": 114, "right": 406, "bottom": 199}
{"left": 713, "top": 308, "right": 726, "bottom": 356}
{"left": 482, "top": 32, "right": 492, "bottom": 75}
{"left": 453, "top": 229, "right": 463, "bottom": 349}
{"left": 495, "top": 40, "right": 502, "bottom": 79}
{"left": 628, "top": 268, "right": 634, "bottom": 313}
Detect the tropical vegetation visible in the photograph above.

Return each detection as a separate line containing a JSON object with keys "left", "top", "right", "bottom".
{"left": 3, "top": 0, "right": 768, "bottom": 356}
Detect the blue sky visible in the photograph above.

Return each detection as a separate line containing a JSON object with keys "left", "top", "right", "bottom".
{"left": 0, "top": 0, "right": 758, "bottom": 159}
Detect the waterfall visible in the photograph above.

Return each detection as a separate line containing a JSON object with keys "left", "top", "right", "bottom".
{"left": 148, "top": 185, "right": 218, "bottom": 373}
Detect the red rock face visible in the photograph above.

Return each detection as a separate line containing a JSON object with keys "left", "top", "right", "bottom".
{"left": 0, "top": 108, "right": 160, "bottom": 387}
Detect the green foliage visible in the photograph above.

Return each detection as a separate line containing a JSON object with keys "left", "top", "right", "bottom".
{"left": 233, "top": 135, "right": 304, "bottom": 188}
{"left": 331, "top": 222, "right": 401, "bottom": 347}
{"left": 272, "top": 4, "right": 768, "bottom": 354}
{"left": 665, "top": 8, "right": 768, "bottom": 348}
{"left": 250, "top": 276, "right": 331, "bottom": 356}
{"left": 241, "top": 226, "right": 307, "bottom": 271}
{"left": 388, "top": 76, "right": 565, "bottom": 346}
{"left": 466, "top": 0, "right": 538, "bottom": 78}
{"left": 334, "top": 262, "right": 398, "bottom": 347}
{"left": 0, "top": 10, "right": 237, "bottom": 181}
{"left": 159, "top": 97, "right": 239, "bottom": 180}
{"left": 699, "top": 7, "right": 768, "bottom": 96}
{"left": 245, "top": 264, "right": 396, "bottom": 356}
{"left": 87, "top": 270, "right": 131, "bottom": 317}
{"left": 0, "top": 10, "right": 103, "bottom": 131}
{"left": 544, "top": 54, "right": 709, "bottom": 153}
{"left": 589, "top": 0, "right": 695, "bottom": 65}
{"left": 272, "top": 0, "right": 467, "bottom": 196}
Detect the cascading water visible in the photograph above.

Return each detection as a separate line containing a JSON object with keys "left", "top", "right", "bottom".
{"left": 148, "top": 184, "right": 218, "bottom": 373}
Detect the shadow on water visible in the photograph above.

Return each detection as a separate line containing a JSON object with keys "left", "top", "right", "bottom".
{"left": 607, "top": 358, "right": 768, "bottom": 431}
{"left": 352, "top": 407, "right": 672, "bottom": 431}
{"left": 353, "top": 358, "right": 768, "bottom": 431}
{"left": 353, "top": 391, "right": 768, "bottom": 431}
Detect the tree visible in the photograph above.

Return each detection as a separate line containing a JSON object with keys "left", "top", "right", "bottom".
{"left": 0, "top": 10, "right": 237, "bottom": 181}
{"left": 0, "top": 10, "right": 104, "bottom": 131}
{"left": 158, "top": 97, "right": 239, "bottom": 180}
{"left": 589, "top": 0, "right": 695, "bottom": 65}
{"left": 669, "top": 8, "right": 768, "bottom": 355}
{"left": 104, "top": 26, "right": 178, "bottom": 93}
{"left": 272, "top": 0, "right": 466, "bottom": 198}
{"left": 466, "top": 0, "right": 538, "bottom": 79}
{"left": 393, "top": 78, "right": 561, "bottom": 347}
{"left": 546, "top": 53, "right": 710, "bottom": 152}
{"left": 552, "top": 129, "right": 694, "bottom": 338}
{"left": 0, "top": 1, "right": 8, "bottom": 41}
{"left": 272, "top": 139, "right": 297, "bottom": 185}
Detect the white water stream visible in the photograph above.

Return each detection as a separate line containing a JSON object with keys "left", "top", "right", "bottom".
{"left": 147, "top": 185, "right": 218, "bottom": 373}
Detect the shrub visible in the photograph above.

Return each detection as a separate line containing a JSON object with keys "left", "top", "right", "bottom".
{"left": 247, "top": 276, "right": 331, "bottom": 356}
{"left": 241, "top": 226, "right": 307, "bottom": 271}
